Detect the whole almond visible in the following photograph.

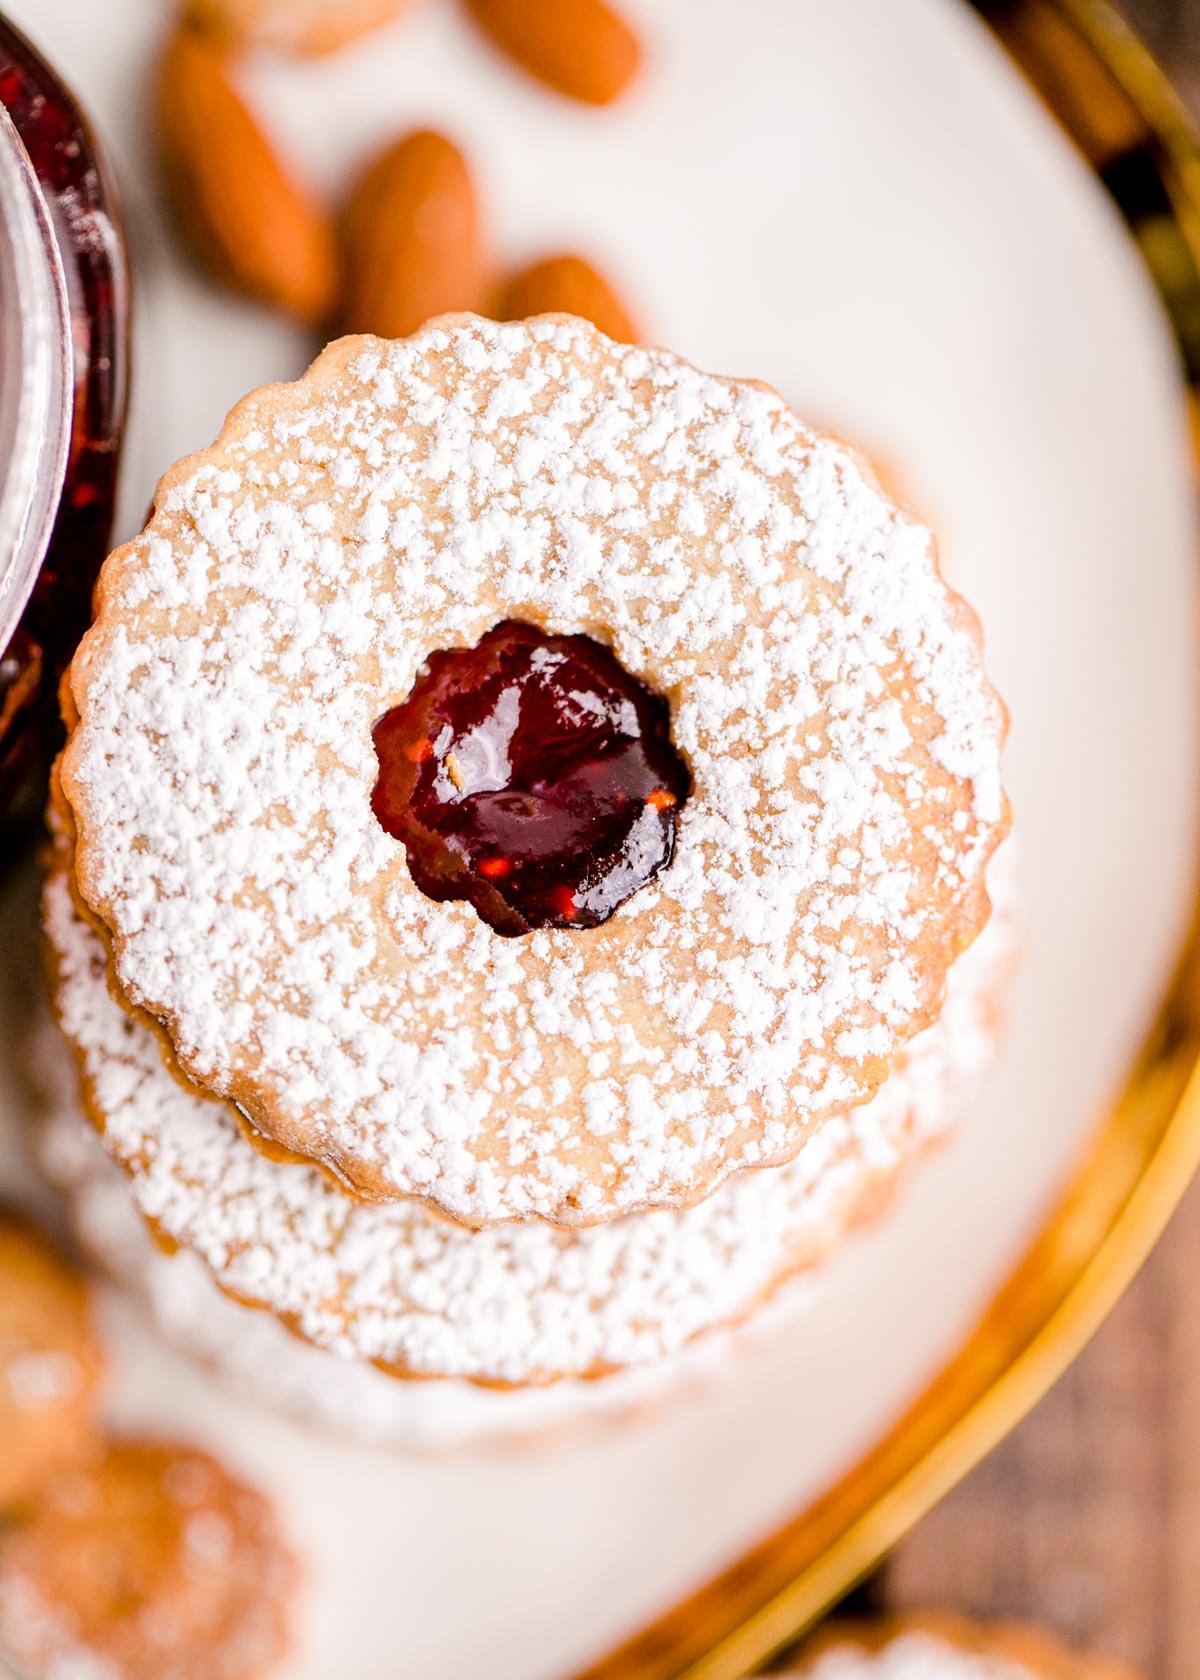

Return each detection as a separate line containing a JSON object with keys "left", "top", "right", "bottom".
{"left": 184, "top": 0, "right": 409, "bottom": 58}
{"left": 157, "top": 28, "right": 337, "bottom": 324}
{"left": 464, "top": 0, "right": 641, "bottom": 106}
{"left": 338, "top": 130, "right": 486, "bottom": 339}
{"left": 496, "top": 253, "right": 638, "bottom": 342}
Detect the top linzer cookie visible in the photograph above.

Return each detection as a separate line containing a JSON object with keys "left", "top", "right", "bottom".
{"left": 61, "top": 315, "right": 1007, "bottom": 1227}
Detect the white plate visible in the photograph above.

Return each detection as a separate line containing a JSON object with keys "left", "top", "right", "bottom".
{"left": 1, "top": 1, "right": 1198, "bottom": 1675}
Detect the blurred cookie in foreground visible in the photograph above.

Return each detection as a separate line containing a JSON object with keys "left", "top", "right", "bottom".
{"left": 787, "top": 1615, "right": 1138, "bottom": 1678}
{"left": 0, "top": 1214, "right": 103, "bottom": 1510}
{"left": 0, "top": 1438, "right": 296, "bottom": 1680}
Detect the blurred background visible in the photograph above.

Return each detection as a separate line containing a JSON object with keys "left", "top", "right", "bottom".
{"left": 1125, "top": 0, "right": 1200, "bottom": 103}
{"left": 880, "top": 9, "right": 1200, "bottom": 1677}
{"left": 1, "top": 3, "right": 1197, "bottom": 1676}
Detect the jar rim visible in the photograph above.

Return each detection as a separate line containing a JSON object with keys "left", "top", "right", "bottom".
{"left": 0, "top": 96, "right": 73, "bottom": 660}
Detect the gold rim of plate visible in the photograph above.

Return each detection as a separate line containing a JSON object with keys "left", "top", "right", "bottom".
{"left": 577, "top": 4, "right": 1200, "bottom": 1676}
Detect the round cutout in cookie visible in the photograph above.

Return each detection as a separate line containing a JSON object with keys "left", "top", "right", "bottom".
{"left": 0, "top": 1437, "right": 296, "bottom": 1680}
{"left": 787, "top": 1615, "right": 1138, "bottom": 1679}
{"left": 0, "top": 1214, "right": 103, "bottom": 1511}
{"left": 41, "top": 839, "right": 1015, "bottom": 1387}
{"left": 61, "top": 315, "right": 1008, "bottom": 1225}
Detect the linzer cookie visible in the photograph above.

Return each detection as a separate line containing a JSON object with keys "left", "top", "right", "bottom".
{"left": 0, "top": 1215, "right": 103, "bottom": 1511}
{"left": 60, "top": 316, "right": 1008, "bottom": 1227}
{"left": 41, "top": 835, "right": 1014, "bottom": 1385}
{"left": 0, "top": 1438, "right": 295, "bottom": 1680}
{"left": 788, "top": 1616, "right": 1138, "bottom": 1679}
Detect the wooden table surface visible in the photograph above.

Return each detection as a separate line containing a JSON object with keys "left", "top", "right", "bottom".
{"left": 883, "top": 1169, "right": 1200, "bottom": 1676}
{"left": 880, "top": 11, "right": 1199, "bottom": 1672}
{"left": 1124, "top": 0, "right": 1200, "bottom": 102}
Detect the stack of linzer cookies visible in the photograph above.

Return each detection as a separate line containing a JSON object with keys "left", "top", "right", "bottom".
{"left": 38, "top": 314, "right": 1012, "bottom": 1448}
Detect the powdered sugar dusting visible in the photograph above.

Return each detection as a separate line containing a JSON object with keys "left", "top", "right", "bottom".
{"left": 63, "top": 316, "right": 1007, "bottom": 1223}
{"left": 41, "top": 854, "right": 1012, "bottom": 1385}
{"left": 37, "top": 1102, "right": 748, "bottom": 1451}
{"left": 795, "top": 1632, "right": 1037, "bottom": 1679}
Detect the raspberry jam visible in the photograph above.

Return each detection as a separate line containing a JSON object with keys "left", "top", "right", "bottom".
{"left": 0, "top": 16, "right": 128, "bottom": 829}
{"left": 372, "top": 621, "right": 690, "bottom": 936}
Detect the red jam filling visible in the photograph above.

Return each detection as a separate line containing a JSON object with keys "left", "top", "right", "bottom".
{"left": 0, "top": 20, "right": 127, "bottom": 829}
{"left": 371, "top": 620, "right": 690, "bottom": 936}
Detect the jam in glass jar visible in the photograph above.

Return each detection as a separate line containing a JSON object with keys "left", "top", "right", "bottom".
{"left": 0, "top": 13, "right": 128, "bottom": 833}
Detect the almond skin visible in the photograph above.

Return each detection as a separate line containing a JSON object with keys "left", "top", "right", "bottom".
{"left": 338, "top": 130, "right": 487, "bottom": 339}
{"left": 184, "top": 0, "right": 409, "bottom": 57}
{"left": 157, "top": 28, "right": 337, "bottom": 324}
{"left": 496, "top": 253, "right": 638, "bottom": 342}
{"left": 463, "top": 0, "right": 641, "bottom": 106}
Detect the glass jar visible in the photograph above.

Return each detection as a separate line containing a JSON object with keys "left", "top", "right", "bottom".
{"left": 0, "top": 13, "right": 128, "bottom": 832}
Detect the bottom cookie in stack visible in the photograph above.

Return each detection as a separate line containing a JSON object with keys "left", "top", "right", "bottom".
{"left": 37, "top": 834, "right": 1016, "bottom": 1446}
{"left": 33, "top": 1087, "right": 763, "bottom": 1451}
